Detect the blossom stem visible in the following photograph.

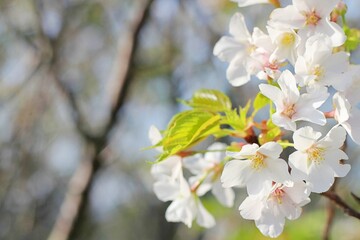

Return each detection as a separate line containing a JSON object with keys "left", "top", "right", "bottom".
{"left": 321, "top": 191, "right": 360, "bottom": 220}
{"left": 324, "top": 111, "right": 335, "bottom": 118}
{"left": 269, "top": 0, "right": 281, "bottom": 8}
{"left": 278, "top": 142, "right": 294, "bottom": 147}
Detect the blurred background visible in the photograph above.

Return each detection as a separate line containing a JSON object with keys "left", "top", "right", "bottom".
{"left": 1, "top": 0, "right": 360, "bottom": 239}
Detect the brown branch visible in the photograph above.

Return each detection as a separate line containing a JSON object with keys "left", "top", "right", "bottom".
{"left": 47, "top": 0, "right": 155, "bottom": 239}
{"left": 322, "top": 180, "right": 337, "bottom": 240}
{"left": 321, "top": 191, "right": 360, "bottom": 220}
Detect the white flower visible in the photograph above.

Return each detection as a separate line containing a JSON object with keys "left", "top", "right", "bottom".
{"left": 333, "top": 92, "right": 360, "bottom": 144}
{"left": 221, "top": 142, "right": 290, "bottom": 194}
{"left": 153, "top": 163, "right": 215, "bottom": 228}
{"left": 239, "top": 180, "right": 310, "bottom": 238}
{"left": 259, "top": 70, "right": 328, "bottom": 131}
{"left": 289, "top": 126, "right": 350, "bottom": 193}
{"left": 269, "top": 0, "right": 345, "bottom": 47}
{"left": 231, "top": 0, "right": 270, "bottom": 7}
{"left": 295, "top": 34, "right": 349, "bottom": 91}
{"left": 184, "top": 142, "right": 235, "bottom": 207}
{"left": 213, "top": 13, "right": 276, "bottom": 86}
{"left": 267, "top": 26, "right": 301, "bottom": 64}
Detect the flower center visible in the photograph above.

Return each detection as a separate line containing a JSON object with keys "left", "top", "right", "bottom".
{"left": 307, "top": 147, "right": 325, "bottom": 165}
{"left": 312, "top": 65, "right": 324, "bottom": 80}
{"left": 281, "top": 33, "right": 296, "bottom": 46}
{"left": 250, "top": 152, "right": 266, "bottom": 170}
{"left": 282, "top": 104, "right": 296, "bottom": 118}
{"left": 247, "top": 44, "right": 257, "bottom": 54}
{"left": 305, "top": 11, "right": 321, "bottom": 26}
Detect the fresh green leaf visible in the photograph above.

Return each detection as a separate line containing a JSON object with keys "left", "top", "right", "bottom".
{"left": 156, "top": 110, "right": 221, "bottom": 162}
{"left": 183, "top": 89, "right": 232, "bottom": 112}
{"left": 253, "top": 92, "right": 269, "bottom": 112}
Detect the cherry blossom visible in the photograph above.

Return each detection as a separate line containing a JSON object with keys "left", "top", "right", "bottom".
{"left": 269, "top": 0, "right": 345, "bottom": 47}
{"left": 221, "top": 142, "right": 290, "bottom": 194}
{"left": 289, "top": 126, "right": 350, "bottom": 193}
{"left": 239, "top": 180, "right": 310, "bottom": 238}
{"left": 259, "top": 70, "right": 328, "bottom": 131}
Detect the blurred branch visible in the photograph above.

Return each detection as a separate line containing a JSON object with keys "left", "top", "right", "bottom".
{"left": 46, "top": 0, "right": 155, "bottom": 239}
{"left": 322, "top": 180, "right": 338, "bottom": 240}
{"left": 321, "top": 191, "right": 360, "bottom": 220}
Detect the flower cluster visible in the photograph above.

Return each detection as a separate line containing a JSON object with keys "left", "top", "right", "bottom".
{"left": 148, "top": 0, "right": 360, "bottom": 238}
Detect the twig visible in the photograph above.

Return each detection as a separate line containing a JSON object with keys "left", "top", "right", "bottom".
{"left": 321, "top": 191, "right": 360, "bottom": 220}
{"left": 322, "top": 180, "right": 337, "bottom": 240}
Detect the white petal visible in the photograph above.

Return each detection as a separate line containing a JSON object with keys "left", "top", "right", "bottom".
{"left": 293, "top": 126, "right": 321, "bottom": 151}
{"left": 196, "top": 200, "right": 216, "bottom": 228}
{"left": 267, "top": 158, "right": 291, "bottom": 183}
{"left": 229, "top": 12, "right": 251, "bottom": 41}
{"left": 228, "top": 144, "right": 259, "bottom": 159}
{"left": 307, "top": 163, "right": 335, "bottom": 193}
{"left": 259, "top": 84, "right": 284, "bottom": 110}
{"left": 277, "top": 70, "right": 300, "bottom": 104}
{"left": 255, "top": 206, "right": 285, "bottom": 238}
{"left": 226, "top": 56, "right": 251, "bottom": 87}
{"left": 284, "top": 181, "right": 311, "bottom": 205}
{"left": 221, "top": 160, "right": 252, "bottom": 188}
{"left": 289, "top": 151, "right": 309, "bottom": 180}
{"left": 258, "top": 142, "right": 283, "bottom": 159}
{"left": 211, "top": 180, "right": 235, "bottom": 207}
{"left": 319, "top": 126, "right": 347, "bottom": 149}
{"left": 269, "top": 6, "right": 305, "bottom": 29}
{"left": 213, "top": 36, "right": 246, "bottom": 62}
{"left": 153, "top": 180, "right": 180, "bottom": 202}
{"left": 239, "top": 195, "right": 264, "bottom": 220}
{"left": 324, "top": 149, "right": 350, "bottom": 178}
{"left": 165, "top": 198, "right": 195, "bottom": 227}
{"left": 272, "top": 111, "right": 296, "bottom": 131}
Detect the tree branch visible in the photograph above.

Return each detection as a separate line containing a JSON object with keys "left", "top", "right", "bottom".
{"left": 321, "top": 191, "right": 360, "bottom": 220}
{"left": 47, "top": 0, "right": 155, "bottom": 239}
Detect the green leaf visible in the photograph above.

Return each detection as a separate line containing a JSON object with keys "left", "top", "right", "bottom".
{"left": 344, "top": 27, "right": 360, "bottom": 52}
{"left": 253, "top": 93, "right": 269, "bottom": 112}
{"left": 240, "top": 101, "right": 251, "bottom": 124}
{"left": 183, "top": 89, "right": 232, "bottom": 112}
{"left": 156, "top": 110, "right": 221, "bottom": 162}
{"left": 222, "top": 109, "right": 246, "bottom": 132}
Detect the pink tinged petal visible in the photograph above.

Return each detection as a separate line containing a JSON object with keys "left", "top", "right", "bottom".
{"left": 267, "top": 158, "right": 291, "bottom": 183}
{"left": 289, "top": 151, "right": 309, "bottom": 180}
{"left": 292, "top": 0, "right": 311, "bottom": 12}
{"left": 255, "top": 206, "right": 286, "bottom": 238}
{"left": 269, "top": 6, "right": 305, "bottom": 29}
{"left": 211, "top": 180, "right": 235, "bottom": 207}
{"left": 196, "top": 200, "right": 216, "bottom": 228}
{"left": 153, "top": 181, "right": 180, "bottom": 202}
{"left": 226, "top": 57, "right": 251, "bottom": 87}
{"left": 221, "top": 160, "right": 252, "bottom": 188}
{"left": 293, "top": 126, "right": 322, "bottom": 151}
{"left": 323, "top": 148, "right": 349, "bottom": 177}
{"left": 239, "top": 195, "right": 264, "bottom": 220}
{"left": 278, "top": 70, "right": 300, "bottom": 104}
{"left": 229, "top": 12, "right": 251, "bottom": 41}
{"left": 308, "top": 163, "right": 335, "bottom": 193}
{"left": 165, "top": 198, "right": 195, "bottom": 227}
{"left": 272, "top": 111, "right": 296, "bottom": 131}
{"left": 319, "top": 126, "right": 347, "bottom": 149}
{"left": 259, "top": 84, "right": 284, "bottom": 110}
{"left": 258, "top": 142, "right": 283, "bottom": 159}
{"left": 213, "top": 36, "right": 246, "bottom": 62}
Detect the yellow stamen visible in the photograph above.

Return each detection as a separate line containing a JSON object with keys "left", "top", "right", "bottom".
{"left": 250, "top": 152, "right": 266, "bottom": 170}
{"left": 281, "top": 33, "right": 296, "bottom": 46}
{"left": 305, "top": 11, "right": 321, "bottom": 26}
{"left": 312, "top": 65, "right": 324, "bottom": 80}
{"left": 282, "top": 104, "right": 296, "bottom": 118}
{"left": 307, "top": 147, "right": 325, "bottom": 165}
